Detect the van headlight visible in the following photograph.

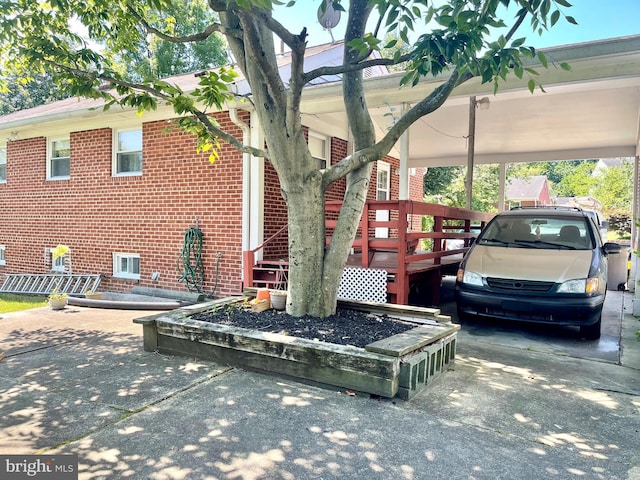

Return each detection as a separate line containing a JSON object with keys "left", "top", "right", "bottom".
{"left": 457, "top": 268, "right": 483, "bottom": 286}
{"left": 558, "top": 278, "right": 600, "bottom": 296}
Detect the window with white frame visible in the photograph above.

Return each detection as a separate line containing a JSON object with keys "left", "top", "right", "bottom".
{"left": 50, "top": 247, "right": 70, "bottom": 272}
{"left": 48, "top": 138, "right": 71, "bottom": 179}
{"left": 308, "top": 132, "right": 329, "bottom": 170}
{"left": 0, "top": 245, "right": 5, "bottom": 266}
{"left": 0, "top": 147, "right": 6, "bottom": 183}
{"left": 114, "top": 129, "right": 142, "bottom": 175}
{"left": 113, "top": 253, "right": 140, "bottom": 279}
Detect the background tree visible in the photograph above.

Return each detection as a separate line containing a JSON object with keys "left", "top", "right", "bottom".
{"left": 548, "top": 159, "right": 597, "bottom": 196}
{"left": 592, "top": 159, "right": 634, "bottom": 238}
{"left": 0, "top": 0, "right": 574, "bottom": 317}
{"left": 0, "top": 73, "right": 67, "bottom": 115}
{"left": 122, "top": 0, "right": 228, "bottom": 80}
{"left": 0, "top": 1, "right": 228, "bottom": 115}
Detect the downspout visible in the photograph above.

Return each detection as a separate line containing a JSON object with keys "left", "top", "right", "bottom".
{"left": 229, "top": 108, "right": 252, "bottom": 261}
{"left": 230, "top": 108, "right": 265, "bottom": 284}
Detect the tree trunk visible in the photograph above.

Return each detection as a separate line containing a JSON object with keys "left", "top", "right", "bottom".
{"left": 284, "top": 183, "right": 329, "bottom": 317}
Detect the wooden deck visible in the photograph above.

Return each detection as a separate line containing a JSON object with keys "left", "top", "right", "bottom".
{"left": 345, "top": 250, "right": 465, "bottom": 306}
{"left": 244, "top": 200, "right": 494, "bottom": 307}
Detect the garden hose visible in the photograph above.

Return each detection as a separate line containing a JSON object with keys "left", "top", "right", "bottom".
{"left": 177, "top": 227, "right": 205, "bottom": 294}
{"left": 177, "top": 227, "right": 222, "bottom": 297}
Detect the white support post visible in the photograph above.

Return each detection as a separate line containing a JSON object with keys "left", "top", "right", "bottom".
{"left": 399, "top": 102, "right": 410, "bottom": 200}
{"left": 498, "top": 162, "right": 507, "bottom": 212}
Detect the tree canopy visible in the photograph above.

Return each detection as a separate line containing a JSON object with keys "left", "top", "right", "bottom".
{"left": 0, "top": 0, "right": 575, "bottom": 317}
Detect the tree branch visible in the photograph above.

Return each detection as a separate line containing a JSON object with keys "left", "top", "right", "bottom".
{"left": 504, "top": 8, "right": 528, "bottom": 43}
{"left": 126, "top": 4, "right": 242, "bottom": 42}
{"left": 40, "top": 58, "right": 268, "bottom": 159}
{"left": 322, "top": 68, "right": 471, "bottom": 188}
{"left": 191, "top": 109, "right": 270, "bottom": 158}
{"left": 303, "top": 52, "right": 413, "bottom": 84}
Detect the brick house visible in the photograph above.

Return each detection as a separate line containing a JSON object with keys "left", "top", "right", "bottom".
{"left": 505, "top": 175, "right": 552, "bottom": 209}
{"left": 0, "top": 43, "right": 425, "bottom": 297}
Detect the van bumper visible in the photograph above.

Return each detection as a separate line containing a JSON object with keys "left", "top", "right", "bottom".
{"left": 454, "top": 286, "right": 604, "bottom": 326}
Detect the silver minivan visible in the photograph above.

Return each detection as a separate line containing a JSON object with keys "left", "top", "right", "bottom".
{"left": 455, "top": 207, "right": 621, "bottom": 339}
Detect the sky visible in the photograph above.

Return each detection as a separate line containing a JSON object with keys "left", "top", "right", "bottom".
{"left": 273, "top": 0, "right": 640, "bottom": 49}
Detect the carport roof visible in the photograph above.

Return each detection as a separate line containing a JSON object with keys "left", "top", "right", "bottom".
{"left": 301, "top": 35, "right": 640, "bottom": 167}
{"left": 2, "top": 35, "right": 639, "bottom": 169}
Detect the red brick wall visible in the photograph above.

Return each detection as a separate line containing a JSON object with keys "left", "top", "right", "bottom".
{"left": 0, "top": 112, "right": 247, "bottom": 297}
{"left": 0, "top": 112, "right": 401, "bottom": 297}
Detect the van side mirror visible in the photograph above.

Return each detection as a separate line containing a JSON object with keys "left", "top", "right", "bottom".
{"left": 603, "top": 242, "right": 621, "bottom": 255}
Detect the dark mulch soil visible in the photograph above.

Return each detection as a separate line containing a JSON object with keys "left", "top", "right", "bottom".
{"left": 191, "top": 304, "right": 416, "bottom": 348}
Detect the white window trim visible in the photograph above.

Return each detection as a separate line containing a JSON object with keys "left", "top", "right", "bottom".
{"left": 308, "top": 131, "right": 329, "bottom": 170}
{"left": 113, "top": 128, "right": 143, "bottom": 177}
{"left": 50, "top": 247, "right": 70, "bottom": 273}
{"left": 0, "top": 245, "right": 5, "bottom": 266}
{"left": 0, "top": 146, "right": 6, "bottom": 183}
{"left": 113, "top": 253, "right": 141, "bottom": 280}
{"left": 47, "top": 137, "right": 71, "bottom": 180}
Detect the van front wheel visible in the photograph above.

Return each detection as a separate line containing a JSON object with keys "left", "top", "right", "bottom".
{"left": 580, "top": 317, "right": 601, "bottom": 340}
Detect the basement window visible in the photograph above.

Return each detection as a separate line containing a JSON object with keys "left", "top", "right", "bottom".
{"left": 50, "top": 247, "right": 70, "bottom": 273}
{"left": 114, "top": 129, "right": 142, "bottom": 176}
{"left": 48, "top": 138, "right": 70, "bottom": 180}
{"left": 0, "top": 147, "right": 6, "bottom": 183}
{"left": 113, "top": 253, "right": 140, "bottom": 280}
{"left": 0, "top": 245, "right": 5, "bottom": 266}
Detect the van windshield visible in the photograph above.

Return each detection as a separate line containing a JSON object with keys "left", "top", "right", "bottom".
{"left": 478, "top": 215, "right": 593, "bottom": 250}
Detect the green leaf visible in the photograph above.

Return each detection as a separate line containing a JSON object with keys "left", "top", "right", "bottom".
{"left": 514, "top": 64, "right": 523, "bottom": 79}
{"left": 527, "top": 78, "right": 535, "bottom": 93}
{"left": 550, "top": 10, "right": 560, "bottom": 27}
{"left": 384, "top": 38, "right": 398, "bottom": 49}
{"left": 560, "top": 62, "right": 571, "bottom": 71}
{"left": 537, "top": 51, "right": 548, "bottom": 68}
{"left": 565, "top": 15, "right": 578, "bottom": 25}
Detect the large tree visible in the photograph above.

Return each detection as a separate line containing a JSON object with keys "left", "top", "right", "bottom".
{"left": 0, "top": 0, "right": 573, "bottom": 317}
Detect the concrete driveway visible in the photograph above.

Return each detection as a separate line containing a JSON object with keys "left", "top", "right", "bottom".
{"left": 439, "top": 276, "right": 626, "bottom": 364}
{"left": 1, "top": 293, "right": 639, "bottom": 479}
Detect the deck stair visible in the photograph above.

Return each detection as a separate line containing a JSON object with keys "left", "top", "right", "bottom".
{"left": 0, "top": 274, "right": 102, "bottom": 296}
{"left": 250, "top": 260, "right": 288, "bottom": 290}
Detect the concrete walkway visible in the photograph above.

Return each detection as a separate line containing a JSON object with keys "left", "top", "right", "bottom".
{"left": 1, "top": 294, "right": 639, "bottom": 479}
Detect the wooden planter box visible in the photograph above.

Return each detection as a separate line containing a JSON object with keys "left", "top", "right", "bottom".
{"left": 134, "top": 298, "right": 459, "bottom": 400}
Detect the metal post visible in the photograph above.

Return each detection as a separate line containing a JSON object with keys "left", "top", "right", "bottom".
{"left": 466, "top": 96, "right": 476, "bottom": 210}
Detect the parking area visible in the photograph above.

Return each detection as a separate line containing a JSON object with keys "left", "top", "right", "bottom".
{"left": 0, "top": 289, "right": 639, "bottom": 479}
{"left": 440, "top": 276, "right": 625, "bottom": 364}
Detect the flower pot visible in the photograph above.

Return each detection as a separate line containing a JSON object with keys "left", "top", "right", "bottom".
{"left": 269, "top": 291, "right": 287, "bottom": 311}
{"left": 49, "top": 297, "right": 68, "bottom": 310}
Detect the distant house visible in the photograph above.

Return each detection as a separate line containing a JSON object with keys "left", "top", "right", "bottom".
{"left": 592, "top": 157, "right": 623, "bottom": 177}
{"left": 506, "top": 175, "right": 552, "bottom": 209}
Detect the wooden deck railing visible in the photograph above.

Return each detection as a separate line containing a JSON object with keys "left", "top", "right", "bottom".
{"left": 242, "top": 224, "right": 288, "bottom": 291}
{"left": 325, "top": 200, "right": 494, "bottom": 304}
{"left": 243, "top": 201, "right": 494, "bottom": 303}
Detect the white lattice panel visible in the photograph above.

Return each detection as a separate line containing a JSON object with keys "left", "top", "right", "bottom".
{"left": 338, "top": 267, "right": 387, "bottom": 303}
